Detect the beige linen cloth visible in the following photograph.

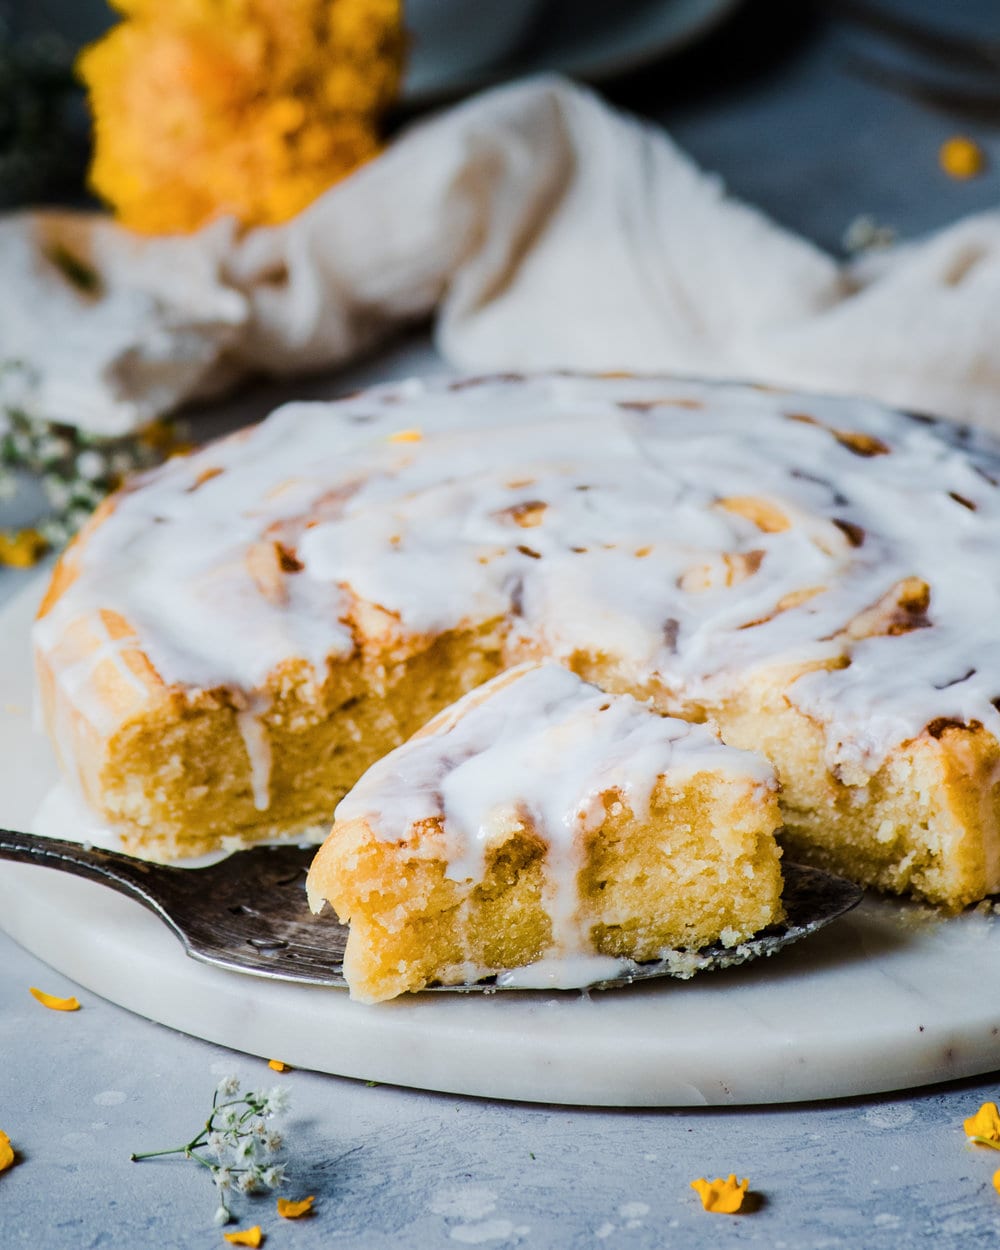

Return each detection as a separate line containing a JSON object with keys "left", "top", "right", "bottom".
{"left": 1, "top": 76, "right": 998, "bottom": 436}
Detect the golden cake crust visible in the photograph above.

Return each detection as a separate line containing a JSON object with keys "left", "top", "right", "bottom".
{"left": 32, "top": 373, "right": 1000, "bottom": 903}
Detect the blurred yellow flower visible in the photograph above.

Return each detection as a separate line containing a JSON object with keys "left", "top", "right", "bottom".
{"left": 78, "top": 0, "right": 405, "bottom": 233}
{"left": 0, "top": 1130, "right": 14, "bottom": 1174}
{"left": 0, "top": 529, "right": 47, "bottom": 569}
{"left": 940, "top": 135, "right": 986, "bottom": 181}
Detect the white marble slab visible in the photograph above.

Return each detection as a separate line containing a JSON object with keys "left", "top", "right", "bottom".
{"left": 4, "top": 577, "right": 1000, "bottom": 1106}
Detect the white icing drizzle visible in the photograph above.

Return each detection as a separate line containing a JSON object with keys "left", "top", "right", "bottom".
{"left": 234, "top": 697, "right": 273, "bottom": 812}
{"left": 336, "top": 662, "right": 775, "bottom": 960}
{"left": 33, "top": 372, "right": 1000, "bottom": 785}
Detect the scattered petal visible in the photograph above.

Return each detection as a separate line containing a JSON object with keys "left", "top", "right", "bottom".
{"left": 0, "top": 1130, "right": 14, "bottom": 1173}
{"left": 940, "top": 135, "right": 986, "bottom": 180}
{"left": 267, "top": 1060, "right": 289, "bottom": 1072}
{"left": 965, "top": 1102, "right": 1000, "bottom": 1143}
{"left": 0, "top": 529, "right": 48, "bottom": 569}
{"left": 223, "top": 1227, "right": 262, "bottom": 1247}
{"left": 993, "top": 1169, "right": 1000, "bottom": 1196}
{"left": 278, "top": 1195, "right": 315, "bottom": 1219}
{"left": 388, "top": 428, "right": 422, "bottom": 443}
{"left": 29, "top": 986, "right": 80, "bottom": 1012}
{"left": 690, "top": 1174, "right": 750, "bottom": 1214}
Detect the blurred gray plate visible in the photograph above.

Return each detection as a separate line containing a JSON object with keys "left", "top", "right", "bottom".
{"left": 403, "top": 0, "right": 743, "bottom": 105}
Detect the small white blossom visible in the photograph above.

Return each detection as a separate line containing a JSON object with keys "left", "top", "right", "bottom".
{"left": 263, "top": 1086, "right": 291, "bottom": 1117}
{"left": 235, "top": 1137, "right": 257, "bottom": 1163}
{"left": 75, "top": 449, "right": 107, "bottom": 480}
{"left": 262, "top": 1165, "right": 286, "bottom": 1189}
{"left": 42, "top": 474, "right": 71, "bottom": 510}
{"left": 37, "top": 435, "right": 72, "bottom": 463}
{"left": 213, "top": 1205, "right": 231, "bottom": 1226}
{"left": 216, "top": 1075, "right": 240, "bottom": 1098}
{"left": 212, "top": 1166, "right": 234, "bottom": 1192}
{"left": 263, "top": 1131, "right": 283, "bottom": 1155}
{"left": 250, "top": 1118, "right": 267, "bottom": 1138}
{"left": 219, "top": 1107, "right": 241, "bottom": 1131}
{"left": 237, "top": 1165, "right": 265, "bottom": 1194}
{"left": 39, "top": 519, "right": 69, "bottom": 545}
{"left": 206, "top": 1131, "right": 227, "bottom": 1159}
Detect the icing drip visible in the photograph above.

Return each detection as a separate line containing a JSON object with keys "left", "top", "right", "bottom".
{"left": 34, "top": 372, "right": 1000, "bottom": 782}
{"left": 234, "top": 699, "right": 273, "bottom": 812}
{"left": 336, "top": 663, "right": 775, "bottom": 958}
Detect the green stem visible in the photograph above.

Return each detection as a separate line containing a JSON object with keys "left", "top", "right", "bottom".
{"left": 130, "top": 1145, "right": 190, "bottom": 1163}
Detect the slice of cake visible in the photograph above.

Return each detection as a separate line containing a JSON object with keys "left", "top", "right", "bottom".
{"left": 305, "top": 663, "right": 783, "bottom": 1003}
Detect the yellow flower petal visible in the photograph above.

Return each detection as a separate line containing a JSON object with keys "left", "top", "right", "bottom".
{"left": 993, "top": 1168, "right": 1000, "bottom": 1196}
{"left": 0, "top": 529, "right": 48, "bottom": 569}
{"left": 388, "top": 428, "right": 423, "bottom": 443}
{"left": 0, "top": 1130, "right": 15, "bottom": 1173}
{"left": 690, "top": 1174, "right": 750, "bottom": 1214}
{"left": 965, "top": 1102, "right": 1000, "bottom": 1142}
{"left": 940, "top": 135, "right": 986, "bottom": 180}
{"left": 223, "top": 1227, "right": 263, "bottom": 1248}
{"left": 277, "top": 1195, "right": 315, "bottom": 1219}
{"left": 268, "top": 1059, "right": 290, "bottom": 1072}
{"left": 29, "top": 987, "right": 81, "bottom": 1012}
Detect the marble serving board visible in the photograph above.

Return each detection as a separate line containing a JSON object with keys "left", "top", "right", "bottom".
{"left": 4, "top": 579, "right": 1000, "bottom": 1107}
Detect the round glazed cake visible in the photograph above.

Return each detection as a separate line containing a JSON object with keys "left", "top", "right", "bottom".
{"left": 33, "top": 372, "right": 1000, "bottom": 908}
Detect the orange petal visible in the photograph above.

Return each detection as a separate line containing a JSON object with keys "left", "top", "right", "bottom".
{"left": 29, "top": 987, "right": 80, "bottom": 1012}
{"left": 277, "top": 1196, "right": 315, "bottom": 1219}
{"left": 0, "top": 1130, "right": 14, "bottom": 1173}
{"left": 268, "top": 1059, "right": 290, "bottom": 1072}
{"left": 965, "top": 1102, "right": 1000, "bottom": 1142}
{"left": 388, "top": 428, "right": 422, "bottom": 443}
{"left": 690, "top": 1174, "right": 750, "bottom": 1214}
{"left": 993, "top": 1168, "right": 1000, "bottom": 1196}
{"left": 223, "top": 1227, "right": 263, "bottom": 1247}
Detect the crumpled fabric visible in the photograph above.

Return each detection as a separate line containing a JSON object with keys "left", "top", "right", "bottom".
{"left": 1, "top": 76, "right": 997, "bottom": 436}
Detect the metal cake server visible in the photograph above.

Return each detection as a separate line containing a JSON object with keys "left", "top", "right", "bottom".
{"left": 0, "top": 828, "right": 863, "bottom": 991}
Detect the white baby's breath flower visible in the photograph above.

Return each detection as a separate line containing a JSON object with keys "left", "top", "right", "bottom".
{"left": 250, "top": 1118, "right": 267, "bottom": 1138}
{"left": 219, "top": 1107, "right": 241, "bottom": 1131}
{"left": 212, "top": 1166, "right": 234, "bottom": 1192}
{"left": 263, "top": 1086, "right": 291, "bottom": 1117}
{"left": 237, "top": 1165, "right": 265, "bottom": 1194}
{"left": 75, "top": 449, "right": 107, "bottom": 480}
{"left": 216, "top": 1075, "right": 240, "bottom": 1098}
{"left": 39, "top": 518, "right": 69, "bottom": 545}
{"left": 262, "top": 1164, "right": 286, "bottom": 1189}
{"left": 235, "top": 1137, "right": 257, "bottom": 1163}
{"left": 264, "top": 1131, "right": 283, "bottom": 1155}
{"left": 41, "top": 474, "right": 71, "bottom": 510}
{"left": 206, "top": 1131, "right": 227, "bottom": 1159}
{"left": 213, "top": 1204, "right": 231, "bottom": 1226}
{"left": 37, "top": 435, "right": 72, "bottom": 464}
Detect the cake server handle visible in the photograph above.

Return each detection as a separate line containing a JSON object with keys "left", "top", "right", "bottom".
{"left": 0, "top": 827, "right": 187, "bottom": 928}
